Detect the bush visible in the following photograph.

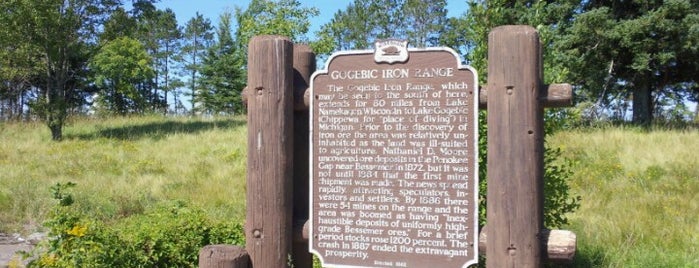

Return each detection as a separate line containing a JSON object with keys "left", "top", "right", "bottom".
{"left": 28, "top": 183, "right": 244, "bottom": 268}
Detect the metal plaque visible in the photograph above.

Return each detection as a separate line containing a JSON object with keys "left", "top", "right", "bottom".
{"left": 310, "top": 41, "right": 479, "bottom": 268}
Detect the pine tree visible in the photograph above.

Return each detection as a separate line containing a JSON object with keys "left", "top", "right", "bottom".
{"left": 198, "top": 12, "right": 246, "bottom": 115}
{"left": 558, "top": 0, "right": 699, "bottom": 124}
{"left": 181, "top": 12, "right": 213, "bottom": 115}
{"left": 311, "top": 0, "right": 450, "bottom": 56}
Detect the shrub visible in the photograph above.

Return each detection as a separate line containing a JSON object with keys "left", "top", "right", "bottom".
{"left": 28, "top": 183, "right": 244, "bottom": 268}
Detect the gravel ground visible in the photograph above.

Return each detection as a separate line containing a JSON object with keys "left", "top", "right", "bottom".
{"left": 0, "top": 233, "right": 44, "bottom": 268}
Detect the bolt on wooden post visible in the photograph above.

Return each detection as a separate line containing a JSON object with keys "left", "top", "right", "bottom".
{"left": 246, "top": 35, "right": 294, "bottom": 267}
{"left": 486, "top": 25, "right": 546, "bottom": 268}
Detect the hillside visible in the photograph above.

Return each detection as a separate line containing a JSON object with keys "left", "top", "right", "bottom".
{"left": 0, "top": 116, "right": 248, "bottom": 232}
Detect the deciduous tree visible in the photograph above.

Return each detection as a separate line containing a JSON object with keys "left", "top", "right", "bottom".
{"left": 89, "top": 37, "right": 155, "bottom": 115}
{"left": 0, "top": 10, "right": 41, "bottom": 120}
{"left": 234, "top": 0, "right": 319, "bottom": 59}
{"left": 1, "top": 0, "right": 119, "bottom": 140}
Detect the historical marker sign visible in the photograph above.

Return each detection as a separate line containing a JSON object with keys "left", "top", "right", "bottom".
{"left": 310, "top": 40, "right": 479, "bottom": 268}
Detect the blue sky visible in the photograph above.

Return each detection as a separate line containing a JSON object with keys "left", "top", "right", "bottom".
{"left": 154, "top": 0, "right": 469, "bottom": 36}
{"left": 150, "top": 1, "right": 697, "bottom": 115}
{"left": 148, "top": 1, "right": 470, "bottom": 111}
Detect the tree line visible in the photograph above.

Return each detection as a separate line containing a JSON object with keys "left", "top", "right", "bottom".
{"left": 1, "top": 0, "right": 697, "bottom": 140}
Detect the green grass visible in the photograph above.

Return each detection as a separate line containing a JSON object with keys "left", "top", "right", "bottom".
{"left": 549, "top": 126, "right": 699, "bottom": 267}
{"left": 0, "top": 116, "right": 248, "bottom": 232}
{"left": 1, "top": 117, "right": 697, "bottom": 267}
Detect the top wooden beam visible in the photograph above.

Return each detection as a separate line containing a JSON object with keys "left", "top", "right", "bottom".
{"left": 479, "top": 83, "right": 573, "bottom": 109}
{"left": 246, "top": 83, "right": 573, "bottom": 111}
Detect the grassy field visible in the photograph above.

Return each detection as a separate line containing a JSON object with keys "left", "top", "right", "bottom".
{"left": 1, "top": 116, "right": 697, "bottom": 267}
{"left": 549, "top": 126, "right": 699, "bottom": 267}
{"left": 0, "top": 116, "right": 248, "bottom": 232}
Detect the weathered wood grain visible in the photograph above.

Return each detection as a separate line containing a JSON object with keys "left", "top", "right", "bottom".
{"left": 198, "top": 245, "right": 250, "bottom": 268}
{"left": 291, "top": 44, "right": 314, "bottom": 268}
{"left": 478, "top": 83, "right": 573, "bottom": 109}
{"left": 486, "top": 25, "right": 545, "bottom": 268}
{"left": 246, "top": 35, "right": 294, "bottom": 268}
{"left": 478, "top": 227, "right": 577, "bottom": 263}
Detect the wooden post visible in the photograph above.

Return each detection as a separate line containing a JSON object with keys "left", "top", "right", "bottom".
{"left": 246, "top": 35, "right": 294, "bottom": 267}
{"left": 486, "top": 25, "right": 545, "bottom": 267}
{"left": 291, "top": 44, "right": 314, "bottom": 268}
{"left": 199, "top": 245, "right": 250, "bottom": 268}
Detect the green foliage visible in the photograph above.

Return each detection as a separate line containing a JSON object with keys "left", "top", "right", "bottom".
{"left": 100, "top": 7, "right": 138, "bottom": 42}
{"left": 542, "top": 146, "right": 580, "bottom": 227}
{"left": 233, "top": 0, "right": 319, "bottom": 73}
{"left": 310, "top": 0, "right": 449, "bottom": 56}
{"left": 476, "top": 112, "right": 488, "bottom": 226}
{"left": 181, "top": 12, "right": 215, "bottom": 114}
{"left": 558, "top": 0, "right": 699, "bottom": 124}
{"left": 402, "top": 0, "right": 447, "bottom": 47}
{"left": 127, "top": 3, "right": 181, "bottom": 114}
{"left": 50, "top": 182, "right": 77, "bottom": 207}
{"left": 90, "top": 37, "right": 156, "bottom": 115}
{"left": 475, "top": 110, "right": 581, "bottom": 229}
{"left": 29, "top": 183, "right": 244, "bottom": 268}
{"left": 144, "top": 7, "right": 183, "bottom": 114}
{"left": 541, "top": 111, "right": 582, "bottom": 228}
{"left": 0, "top": 0, "right": 120, "bottom": 140}
{"left": 0, "top": 27, "right": 42, "bottom": 120}
{"left": 197, "top": 11, "right": 246, "bottom": 115}
{"left": 461, "top": 0, "right": 577, "bottom": 82}
{"left": 234, "top": 0, "right": 319, "bottom": 53}
{"left": 457, "top": 0, "right": 581, "bottom": 229}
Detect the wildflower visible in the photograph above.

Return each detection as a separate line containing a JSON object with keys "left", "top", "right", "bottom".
{"left": 38, "top": 253, "right": 58, "bottom": 266}
{"left": 66, "top": 224, "right": 88, "bottom": 237}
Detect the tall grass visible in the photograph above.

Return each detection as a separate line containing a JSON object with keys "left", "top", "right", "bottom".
{"left": 0, "top": 116, "right": 248, "bottom": 233}
{"left": 2, "top": 117, "right": 697, "bottom": 267}
{"left": 549, "top": 126, "right": 699, "bottom": 267}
